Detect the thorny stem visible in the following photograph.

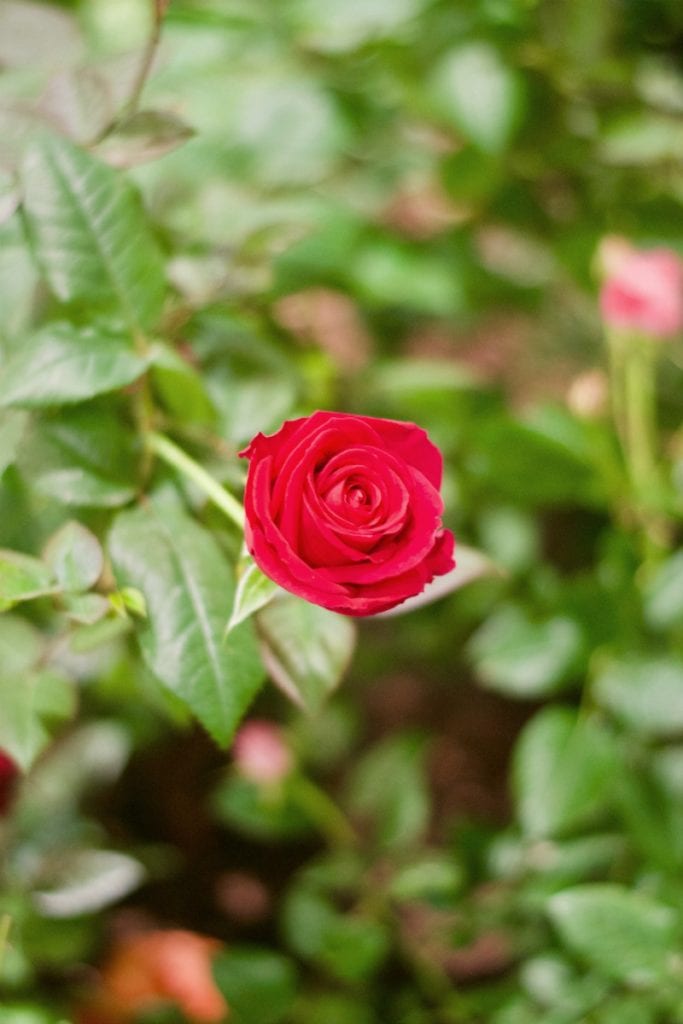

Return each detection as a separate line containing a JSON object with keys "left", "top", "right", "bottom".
{"left": 146, "top": 431, "right": 245, "bottom": 530}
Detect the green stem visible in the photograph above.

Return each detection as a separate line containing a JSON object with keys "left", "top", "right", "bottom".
{"left": 291, "top": 776, "right": 358, "bottom": 848}
{"left": 607, "top": 329, "right": 669, "bottom": 559}
{"left": 0, "top": 914, "right": 11, "bottom": 978}
{"left": 624, "top": 336, "right": 659, "bottom": 499}
{"left": 123, "top": 0, "right": 165, "bottom": 119}
{"left": 606, "top": 328, "right": 629, "bottom": 457}
{"left": 147, "top": 431, "right": 245, "bottom": 530}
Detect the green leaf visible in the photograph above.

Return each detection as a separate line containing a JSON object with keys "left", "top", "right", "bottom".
{"left": 613, "top": 762, "right": 683, "bottom": 872}
{"left": 513, "top": 708, "right": 617, "bottom": 839}
{"left": 33, "top": 849, "right": 145, "bottom": 918}
{"left": 292, "top": 0, "right": 429, "bottom": 53}
{"left": 0, "top": 169, "right": 20, "bottom": 227}
{"left": 227, "top": 559, "right": 280, "bottom": 633}
{"left": 117, "top": 586, "right": 147, "bottom": 617}
{"left": 43, "top": 520, "right": 103, "bottom": 592}
{"left": 257, "top": 595, "right": 356, "bottom": 714}
{"left": 149, "top": 341, "right": 216, "bottom": 425}
{"left": 96, "top": 109, "right": 195, "bottom": 169}
{"left": 68, "top": 614, "right": 130, "bottom": 654}
{"left": 469, "top": 605, "right": 583, "bottom": 698}
{"left": 19, "top": 407, "right": 137, "bottom": 507}
{"left": 548, "top": 885, "right": 676, "bottom": 986}
{"left": 441, "top": 146, "right": 503, "bottom": 205}
{"left": 478, "top": 506, "right": 539, "bottom": 575}
{"left": 0, "top": 550, "right": 58, "bottom": 610}
{"left": 473, "top": 418, "right": 599, "bottom": 506}
{"left": 524, "top": 834, "right": 626, "bottom": 886}
{"left": 315, "top": 913, "right": 390, "bottom": 983}
{"left": 62, "top": 592, "right": 109, "bottom": 625}
{"left": 376, "top": 545, "right": 500, "bottom": 618}
{"left": 0, "top": 410, "right": 28, "bottom": 478}
{"left": 0, "top": 615, "right": 43, "bottom": 675}
{"left": 0, "top": 322, "right": 147, "bottom": 408}
{"left": 643, "top": 551, "right": 683, "bottom": 631}
{"left": 593, "top": 995, "right": 657, "bottom": 1024}
{"left": 601, "top": 113, "right": 683, "bottom": 166}
{"left": 346, "top": 734, "right": 430, "bottom": 850}
{"left": 282, "top": 884, "right": 389, "bottom": 982}
{"left": 109, "top": 503, "right": 264, "bottom": 745}
{"left": 40, "top": 66, "right": 114, "bottom": 145}
{"left": 594, "top": 656, "right": 683, "bottom": 738}
{"left": 389, "top": 854, "right": 463, "bottom": 903}
{"left": 430, "top": 43, "right": 525, "bottom": 153}
{"left": 21, "top": 134, "right": 165, "bottom": 329}
{"left": 212, "top": 947, "right": 298, "bottom": 1024}
{"left": 351, "top": 240, "right": 465, "bottom": 316}
{"left": 292, "top": 994, "right": 377, "bottom": 1024}
{"left": 212, "top": 774, "right": 311, "bottom": 841}
{"left": 0, "top": 669, "right": 76, "bottom": 770}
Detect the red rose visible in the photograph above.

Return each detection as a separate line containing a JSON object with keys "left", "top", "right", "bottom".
{"left": 0, "top": 749, "right": 18, "bottom": 815}
{"left": 240, "top": 411, "right": 455, "bottom": 616}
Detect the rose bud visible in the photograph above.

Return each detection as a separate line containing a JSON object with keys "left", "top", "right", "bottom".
{"left": 233, "top": 721, "right": 293, "bottom": 785}
{"left": 240, "top": 411, "right": 455, "bottom": 616}
{"left": 95, "top": 929, "right": 228, "bottom": 1023}
{"left": 598, "top": 237, "right": 683, "bottom": 339}
{"left": 0, "top": 749, "right": 18, "bottom": 815}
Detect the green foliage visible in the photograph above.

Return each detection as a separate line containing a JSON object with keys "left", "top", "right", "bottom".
{"left": 212, "top": 947, "right": 298, "bottom": 1024}
{"left": 0, "top": 323, "right": 147, "bottom": 408}
{"left": 109, "top": 501, "right": 264, "bottom": 745}
{"left": 0, "top": 669, "right": 75, "bottom": 770}
{"left": 469, "top": 605, "right": 584, "bottom": 697}
{"left": 2, "top": 0, "right": 683, "bottom": 1021}
{"left": 21, "top": 135, "right": 165, "bottom": 329}
{"left": 548, "top": 885, "right": 677, "bottom": 987}
{"left": 346, "top": 734, "right": 430, "bottom": 850}
{"left": 227, "top": 559, "right": 280, "bottom": 633}
{"left": 257, "top": 595, "right": 357, "bottom": 713}
{"left": 430, "top": 42, "right": 526, "bottom": 154}
{"left": 513, "top": 708, "right": 617, "bottom": 839}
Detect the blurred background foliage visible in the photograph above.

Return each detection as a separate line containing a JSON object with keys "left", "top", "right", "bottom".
{"left": 2, "top": 0, "right": 683, "bottom": 1022}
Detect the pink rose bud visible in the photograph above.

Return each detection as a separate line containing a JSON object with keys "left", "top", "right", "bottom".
{"left": 233, "top": 721, "right": 293, "bottom": 785}
{"left": 598, "top": 237, "right": 683, "bottom": 339}
{"left": 0, "top": 750, "right": 18, "bottom": 815}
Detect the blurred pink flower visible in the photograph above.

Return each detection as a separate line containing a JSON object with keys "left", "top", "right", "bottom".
{"left": 599, "top": 237, "right": 683, "bottom": 339}
{"left": 0, "top": 749, "right": 18, "bottom": 815}
{"left": 233, "top": 721, "right": 293, "bottom": 785}
{"left": 82, "top": 929, "right": 229, "bottom": 1023}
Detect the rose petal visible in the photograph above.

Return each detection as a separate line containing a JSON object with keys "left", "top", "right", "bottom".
{"left": 241, "top": 410, "right": 455, "bottom": 617}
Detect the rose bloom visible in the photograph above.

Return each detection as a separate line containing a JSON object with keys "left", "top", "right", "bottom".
{"left": 79, "top": 929, "right": 228, "bottom": 1024}
{"left": 0, "top": 749, "right": 18, "bottom": 815}
{"left": 233, "top": 720, "right": 293, "bottom": 785}
{"left": 240, "top": 411, "right": 455, "bottom": 616}
{"left": 599, "top": 237, "right": 683, "bottom": 339}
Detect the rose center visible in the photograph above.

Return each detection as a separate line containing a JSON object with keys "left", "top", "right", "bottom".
{"left": 345, "top": 485, "right": 368, "bottom": 508}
